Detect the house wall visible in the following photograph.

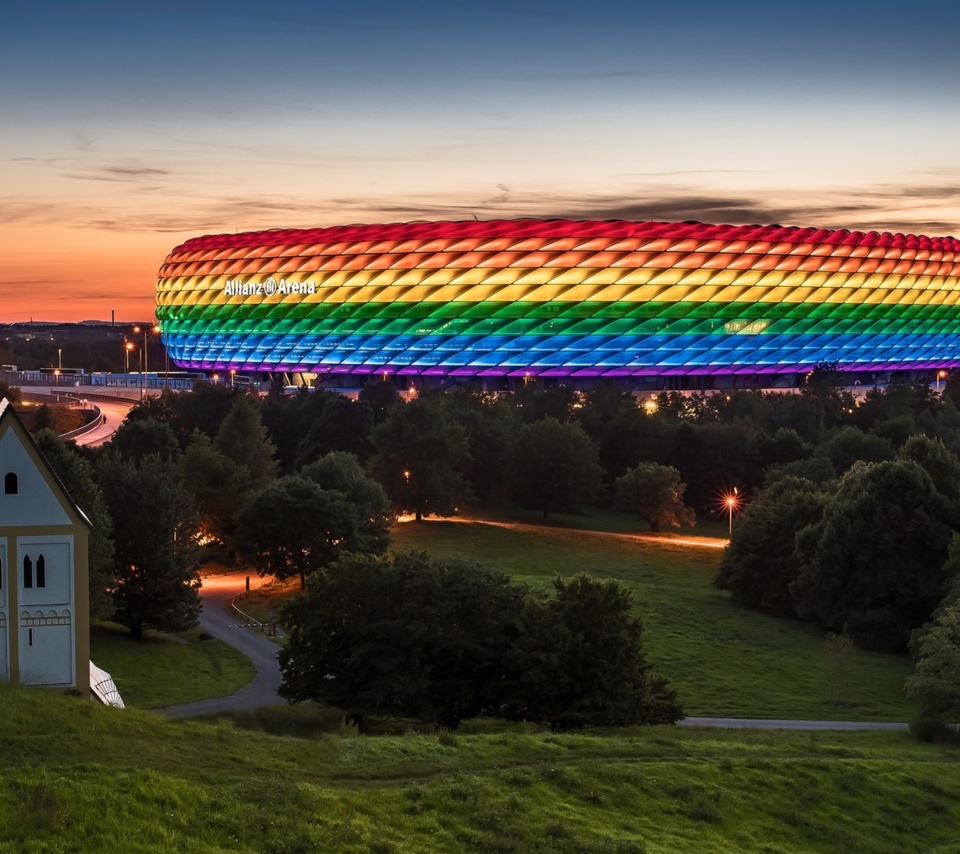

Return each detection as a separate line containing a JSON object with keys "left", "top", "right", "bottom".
{"left": 0, "top": 409, "right": 90, "bottom": 696}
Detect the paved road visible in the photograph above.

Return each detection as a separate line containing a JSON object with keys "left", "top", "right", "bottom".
{"left": 160, "top": 573, "right": 286, "bottom": 719}
{"left": 74, "top": 400, "right": 136, "bottom": 447}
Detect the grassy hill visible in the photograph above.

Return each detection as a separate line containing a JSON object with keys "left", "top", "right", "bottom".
{"left": 6, "top": 512, "right": 959, "bottom": 851}
{"left": 2, "top": 684, "right": 959, "bottom": 853}
{"left": 391, "top": 517, "right": 913, "bottom": 721}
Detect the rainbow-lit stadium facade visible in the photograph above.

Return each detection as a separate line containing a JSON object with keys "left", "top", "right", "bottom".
{"left": 156, "top": 219, "right": 960, "bottom": 386}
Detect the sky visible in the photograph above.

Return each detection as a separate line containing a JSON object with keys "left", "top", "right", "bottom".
{"left": 3, "top": 0, "right": 959, "bottom": 322}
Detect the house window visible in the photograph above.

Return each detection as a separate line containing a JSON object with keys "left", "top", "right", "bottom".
{"left": 23, "top": 555, "right": 32, "bottom": 588}
{"left": 3, "top": 472, "right": 17, "bottom": 494}
{"left": 36, "top": 554, "right": 46, "bottom": 588}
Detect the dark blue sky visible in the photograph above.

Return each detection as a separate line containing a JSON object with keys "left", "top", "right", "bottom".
{"left": 3, "top": 0, "right": 959, "bottom": 319}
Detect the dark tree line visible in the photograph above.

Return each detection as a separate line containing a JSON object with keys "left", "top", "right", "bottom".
{"left": 716, "top": 436, "right": 960, "bottom": 653}
{"left": 27, "top": 367, "right": 960, "bottom": 678}
{"left": 279, "top": 551, "right": 682, "bottom": 731}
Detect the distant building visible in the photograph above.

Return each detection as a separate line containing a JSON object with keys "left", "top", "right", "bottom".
{"left": 156, "top": 219, "right": 960, "bottom": 388}
{"left": 0, "top": 399, "right": 90, "bottom": 695}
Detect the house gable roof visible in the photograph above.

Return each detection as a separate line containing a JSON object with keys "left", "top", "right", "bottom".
{"left": 0, "top": 398, "right": 92, "bottom": 529}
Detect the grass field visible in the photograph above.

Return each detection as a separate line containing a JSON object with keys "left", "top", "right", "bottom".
{"left": 89, "top": 622, "right": 255, "bottom": 708}
{"left": 391, "top": 517, "right": 914, "bottom": 722}
{"left": 6, "top": 509, "right": 956, "bottom": 852}
{"left": 1, "top": 684, "right": 958, "bottom": 854}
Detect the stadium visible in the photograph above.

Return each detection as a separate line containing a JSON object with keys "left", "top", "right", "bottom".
{"left": 156, "top": 219, "right": 960, "bottom": 390}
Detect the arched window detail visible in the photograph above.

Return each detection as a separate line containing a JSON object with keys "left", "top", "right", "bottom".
{"left": 3, "top": 472, "right": 17, "bottom": 494}
{"left": 36, "top": 554, "right": 46, "bottom": 588}
{"left": 23, "top": 555, "right": 33, "bottom": 589}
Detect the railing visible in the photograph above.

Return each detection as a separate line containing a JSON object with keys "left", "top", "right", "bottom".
{"left": 59, "top": 405, "right": 104, "bottom": 440}
{"left": 230, "top": 591, "right": 283, "bottom": 637}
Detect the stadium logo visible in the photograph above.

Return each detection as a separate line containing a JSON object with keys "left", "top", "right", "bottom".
{"left": 223, "top": 278, "right": 316, "bottom": 297}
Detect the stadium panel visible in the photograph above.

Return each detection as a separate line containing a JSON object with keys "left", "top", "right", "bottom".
{"left": 155, "top": 220, "right": 960, "bottom": 381}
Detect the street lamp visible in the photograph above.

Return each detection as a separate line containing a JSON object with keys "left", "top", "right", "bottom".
{"left": 124, "top": 341, "right": 133, "bottom": 373}
{"left": 230, "top": 368, "right": 236, "bottom": 389}
{"left": 133, "top": 324, "right": 161, "bottom": 400}
{"left": 725, "top": 487, "right": 740, "bottom": 537}
{"left": 937, "top": 370, "right": 947, "bottom": 393}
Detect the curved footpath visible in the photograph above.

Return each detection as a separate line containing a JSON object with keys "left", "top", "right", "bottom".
{"left": 158, "top": 573, "right": 286, "bottom": 719}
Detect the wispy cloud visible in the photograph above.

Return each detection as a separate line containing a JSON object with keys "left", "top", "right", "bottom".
{"left": 5, "top": 180, "right": 959, "bottom": 238}
{"left": 63, "top": 163, "right": 175, "bottom": 184}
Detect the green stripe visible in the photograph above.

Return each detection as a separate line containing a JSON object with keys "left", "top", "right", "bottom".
{"left": 158, "top": 299, "right": 960, "bottom": 339}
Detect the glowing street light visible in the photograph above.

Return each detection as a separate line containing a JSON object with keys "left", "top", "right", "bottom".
{"left": 937, "top": 370, "right": 947, "bottom": 393}
{"left": 725, "top": 487, "right": 740, "bottom": 537}
{"left": 230, "top": 368, "right": 236, "bottom": 389}
{"left": 124, "top": 341, "right": 133, "bottom": 373}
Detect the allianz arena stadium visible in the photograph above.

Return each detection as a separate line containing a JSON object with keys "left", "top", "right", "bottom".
{"left": 155, "top": 219, "right": 960, "bottom": 389}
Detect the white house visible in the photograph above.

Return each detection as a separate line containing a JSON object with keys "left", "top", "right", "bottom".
{"left": 0, "top": 398, "right": 90, "bottom": 696}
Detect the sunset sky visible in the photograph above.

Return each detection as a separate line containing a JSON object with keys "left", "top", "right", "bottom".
{"left": 3, "top": 0, "right": 959, "bottom": 322}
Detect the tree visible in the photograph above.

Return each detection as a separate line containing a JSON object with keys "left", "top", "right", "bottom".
{"left": 97, "top": 453, "right": 201, "bottom": 638}
{"left": 107, "top": 417, "right": 181, "bottom": 462}
{"left": 800, "top": 361, "right": 851, "bottom": 435}
{"left": 234, "top": 475, "right": 371, "bottom": 588}
{"left": 159, "top": 382, "right": 237, "bottom": 444}
{"left": 279, "top": 551, "right": 525, "bottom": 729}
{"left": 668, "top": 421, "right": 763, "bottom": 513}
{"left": 511, "top": 383, "right": 579, "bottom": 424}
{"left": 294, "top": 395, "right": 374, "bottom": 466}
{"left": 715, "top": 475, "right": 829, "bottom": 617}
{"left": 791, "top": 459, "right": 954, "bottom": 651}
{"left": 368, "top": 396, "right": 472, "bottom": 520}
{"left": 899, "top": 434, "right": 960, "bottom": 506}
{"left": 502, "top": 574, "right": 683, "bottom": 729}
{"left": 576, "top": 381, "right": 661, "bottom": 480}
{"left": 178, "top": 431, "right": 245, "bottom": 544}
{"left": 613, "top": 462, "right": 695, "bottom": 532}
{"left": 0, "top": 380, "right": 22, "bottom": 404}
{"left": 213, "top": 394, "right": 278, "bottom": 494}
{"left": 815, "top": 426, "right": 894, "bottom": 475}
{"left": 440, "top": 387, "right": 519, "bottom": 503}
{"left": 300, "top": 451, "right": 392, "bottom": 556}
{"left": 906, "top": 599, "right": 960, "bottom": 739}
{"left": 509, "top": 416, "right": 603, "bottom": 520}
{"left": 906, "top": 537, "right": 960, "bottom": 738}
{"left": 34, "top": 430, "right": 115, "bottom": 620}
{"left": 358, "top": 377, "right": 401, "bottom": 424}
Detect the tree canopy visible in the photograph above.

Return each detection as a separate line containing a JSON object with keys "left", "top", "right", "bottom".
{"left": 97, "top": 452, "right": 201, "bottom": 638}
{"left": 714, "top": 475, "right": 828, "bottom": 617}
{"left": 613, "top": 462, "right": 695, "bottom": 533}
{"left": 368, "top": 396, "right": 473, "bottom": 520}
{"left": 791, "top": 458, "right": 954, "bottom": 651}
{"left": 503, "top": 574, "right": 683, "bottom": 729}
{"left": 280, "top": 553, "right": 681, "bottom": 730}
{"left": 280, "top": 551, "right": 524, "bottom": 729}
{"left": 509, "top": 416, "right": 603, "bottom": 520}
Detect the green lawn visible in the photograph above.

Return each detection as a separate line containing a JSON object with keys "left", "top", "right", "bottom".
{"left": 89, "top": 622, "right": 255, "bottom": 708}
{"left": 391, "top": 517, "right": 914, "bottom": 722}
{"left": 1, "top": 684, "right": 958, "bottom": 854}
